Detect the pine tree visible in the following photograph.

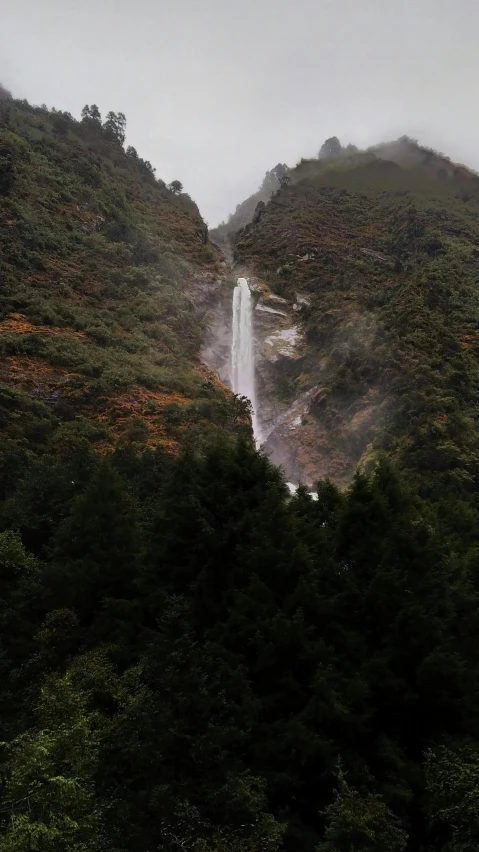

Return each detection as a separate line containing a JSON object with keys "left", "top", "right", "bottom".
{"left": 89, "top": 104, "right": 101, "bottom": 124}
{"left": 80, "top": 103, "right": 101, "bottom": 127}
{"left": 168, "top": 179, "right": 183, "bottom": 194}
{"left": 97, "top": 597, "right": 284, "bottom": 852}
{"left": 0, "top": 532, "right": 40, "bottom": 741}
{"left": 52, "top": 458, "right": 138, "bottom": 630}
{"left": 319, "top": 136, "right": 342, "bottom": 158}
{"left": 102, "top": 111, "right": 126, "bottom": 144}
{"left": 317, "top": 766, "right": 408, "bottom": 852}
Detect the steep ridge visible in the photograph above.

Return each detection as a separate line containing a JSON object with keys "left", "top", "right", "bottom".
{"left": 230, "top": 139, "right": 479, "bottom": 491}
{"left": 0, "top": 95, "right": 249, "bottom": 468}
{"left": 211, "top": 163, "right": 289, "bottom": 247}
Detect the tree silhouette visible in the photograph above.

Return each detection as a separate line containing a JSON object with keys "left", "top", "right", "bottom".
{"left": 81, "top": 104, "right": 101, "bottom": 125}
{"left": 319, "top": 136, "right": 342, "bottom": 158}
{"left": 102, "top": 111, "right": 126, "bottom": 145}
{"left": 89, "top": 104, "right": 101, "bottom": 124}
{"left": 168, "top": 180, "right": 183, "bottom": 194}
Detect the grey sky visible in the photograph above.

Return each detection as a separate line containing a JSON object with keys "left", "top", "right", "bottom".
{"left": 2, "top": 0, "right": 479, "bottom": 225}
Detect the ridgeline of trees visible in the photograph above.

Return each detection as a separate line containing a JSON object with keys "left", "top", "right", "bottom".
{"left": 318, "top": 136, "right": 359, "bottom": 159}
{"left": 1, "top": 89, "right": 186, "bottom": 190}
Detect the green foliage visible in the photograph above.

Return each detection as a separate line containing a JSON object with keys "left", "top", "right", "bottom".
{"left": 234, "top": 143, "right": 479, "bottom": 493}
{"left": 3, "top": 100, "right": 479, "bottom": 852}
{"left": 0, "top": 144, "right": 14, "bottom": 194}
{"left": 319, "top": 137, "right": 342, "bottom": 159}
{"left": 102, "top": 110, "right": 126, "bottom": 145}
{"left": 0, "top": 433, "right": 478, "bottom": 852}
{"left": 0, "top": 669, "right": 105, "bottom": 852}
{"left": 81, "top": 104, "right": 102, "bottom": 126}
{"left": 0, "top": 95, "right": 235, "bottom": 454}
{"left": 425, "top": 744, "right": 479, "bottom": 851}
{"left": 168, "top": 179, "right": 183, "bottom": 194}
{"left": 317, "top": 766, "right": 408, "bottom": 852}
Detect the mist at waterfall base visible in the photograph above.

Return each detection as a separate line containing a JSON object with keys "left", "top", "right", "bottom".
{"left": 231, "top": 277, "right": 317, "bottom": 500}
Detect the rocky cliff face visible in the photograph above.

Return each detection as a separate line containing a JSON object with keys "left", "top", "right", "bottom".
{"left": 201, "top": 270, "right": 334, "bottom": 486}
{"left": 201, "top": 258, "right": 394, "bottom": 487}
{"left": 208, "top": 139, "right": 479, "bottom": 490}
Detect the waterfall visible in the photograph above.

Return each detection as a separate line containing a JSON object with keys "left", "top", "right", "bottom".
{"left": 231, "top": 277, "right": 259, "bottom": 441}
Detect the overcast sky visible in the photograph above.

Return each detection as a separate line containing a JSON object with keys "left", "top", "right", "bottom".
{"left": 2, "top": 0, "right": 479, "bottom": 225}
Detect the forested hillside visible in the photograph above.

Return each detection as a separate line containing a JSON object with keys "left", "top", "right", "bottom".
{"left": 2, "top": 94, "right": 479, "bottom": 852}
{"left": 234, "top": 137, "right": 479, "bottom": 492}
{"left": 0, "top": 93, "right": 246, "bottom": 463}
{"left": 2, "top": 431, "right": 479, "bottom": 852}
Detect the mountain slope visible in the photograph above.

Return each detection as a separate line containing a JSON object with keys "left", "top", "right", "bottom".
{"left": 3, "top": 102, "right": 479, "bottom": 852}
{"left": 0, "top": 95, "right": 247, "bottom": 469}
{"left": 211, "top": 163, "right": 289, "bottom": 248}
{"left": 233, "top": 140, "right": 479, "bottom": 492}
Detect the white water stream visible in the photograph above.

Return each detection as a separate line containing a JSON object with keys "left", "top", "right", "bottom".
{"left": 230, "top": 277, "right": 317, "bottom": 499}
{"left": 231, "top": 277, "right": 259, "bottom": 441}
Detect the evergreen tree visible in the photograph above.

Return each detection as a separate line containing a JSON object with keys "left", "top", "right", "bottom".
{"left": 97, "top": 597, "right": 284, "bottom": 852}
{"left": 52, "top": 458, "right": 138, "bottom": 631}
{"left": 0, "top": 402, "right": 478, "bottom": 851}
{"left": 168, "top": 179, "right": 183, "bottom": 194}
{"left": 0, "top": 532, "right": 40, "bottom": 742}
{"left": 89, "top": 103, "right": 101, "bottom": 123}
{"left": 0, "top": 145, "right": 14, "bottom": 195}
{"left": 102, "top": 111, "right": 126, "bottom": 144}
{"left": 319, "top": 137, "right": 342, "bottom": 158}
{"left": 81, "top": 103, "right": 101, "bottom": 126}
{"left": 317, "top": 766, "right": 408, "bottom": 852}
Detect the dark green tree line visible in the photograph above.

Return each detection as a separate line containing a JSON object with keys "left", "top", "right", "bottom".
{"left": 1, "top": 435, "right": 479, "bottom": 851}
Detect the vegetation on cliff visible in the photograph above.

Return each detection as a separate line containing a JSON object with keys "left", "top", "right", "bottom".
{"left": 2, "top": 95, "right": 479, "bottom": 852}
{"left": 212, "top": 163, "right": 290, "bottom": 245}
{"left": 0, "top": 94, "right": 247, "bottom": 462}
{"left": 234, "top": 137, "right": 479, "bottom": 491}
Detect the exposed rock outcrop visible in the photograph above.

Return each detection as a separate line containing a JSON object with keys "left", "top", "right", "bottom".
{"left": 201, "top": 271, "right": 322, "bottom": 483}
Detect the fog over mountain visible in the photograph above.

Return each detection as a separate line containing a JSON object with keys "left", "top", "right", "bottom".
{"left": 3, "top": 0, "right": 479, "bottom": 225}
{"left": 2, "top": 0, "right": 479, "bottom": 223}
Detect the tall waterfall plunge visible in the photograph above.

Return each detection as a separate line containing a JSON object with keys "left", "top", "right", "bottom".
{"left": 231, "top": 277, "right": 259, "bottom": 442}
{"left": 230, "top": 278, "right": 316, "bottom": 498}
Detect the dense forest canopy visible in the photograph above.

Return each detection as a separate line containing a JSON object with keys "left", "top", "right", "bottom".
{"left": 2, "top": 94, "right": 479, "bottom": 852}
{"left": 2, "top": 432, "right": 479, "bottom": 852}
